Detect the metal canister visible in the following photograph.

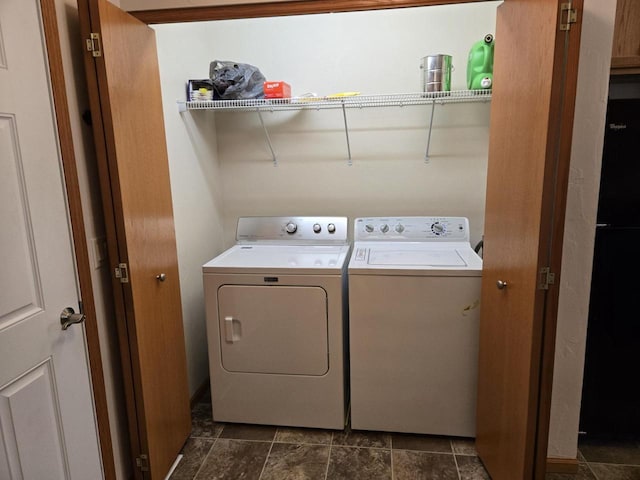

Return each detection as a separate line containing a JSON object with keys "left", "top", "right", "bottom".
{"left": 420, "top": 54, "right": 452, "bottom": 92}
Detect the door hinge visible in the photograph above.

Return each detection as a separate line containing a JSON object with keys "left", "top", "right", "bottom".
{"left": 560, "top": 3, "right": 577, "bottom": 31}
{"left": 85, "top": 32, "right": 102, "bottom": 57}
{"left": 135, "top": 454, "right": 149, "bottom": 472}
{"left": 114, "top": 263, "right": 129, "bottom": 283}
{"left": 538, "top": 267, "right": 556, "bottom": 290}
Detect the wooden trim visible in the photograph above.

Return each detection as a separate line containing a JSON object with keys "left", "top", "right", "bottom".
{"left": 611, "top": 0, "right": 640, "bottom": 69}
{"left": 533, "top": 0, "right": 584, "bottom": 478}
{"left": 611, "top": 56, "right": 640, "bottom": 68}
{"left": 129, "top": 0, "right": 485, "bottom": 24}
{"left": 39, "top": 1, "right": 116, "bottom": 479}
{"left": 611, "top": 66, "right": 640, "bottom": 75}
{"left": 546, "top": 457, "right": 580, "bottom": 474}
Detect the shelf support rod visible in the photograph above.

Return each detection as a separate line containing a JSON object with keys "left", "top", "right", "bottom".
{"left": 341, "top": 102, "right": 352, "bottom": 166}
{"left": 424, "top": 100, "right": 437, "bottom": 163}
{"left": 257, "top": 111, "right": 277, "bottom": 166}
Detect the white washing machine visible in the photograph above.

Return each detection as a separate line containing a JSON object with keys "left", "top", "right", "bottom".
{"left": 203, "top": 216, "right": 349, "bottom": 429}
{"left": 348, "top": 216, "right": 482, "bottom": 437}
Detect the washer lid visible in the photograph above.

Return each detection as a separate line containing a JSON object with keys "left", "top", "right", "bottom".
{"left": 349, "top": 242, "right": 482, "bottom": 276}
{"left": 368, "top": 248, "right": 467, "bottom": 267}
{"left": 203, "top": 244, "right": 350, "bottom": 274}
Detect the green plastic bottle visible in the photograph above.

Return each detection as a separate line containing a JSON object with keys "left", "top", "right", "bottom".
{"left": 467, "top": 34, "right": 495, "bottom": 90}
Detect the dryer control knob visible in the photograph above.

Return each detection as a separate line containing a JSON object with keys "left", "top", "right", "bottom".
{"left": 395, "top": 224, "right": 405, "bottom": 233}
{"left": 365, "top": 224, "right": 374, "bottom": 233}
{"left": 380, "top": 224, "right": 390, "bottom": 233}
{"left": 285, "top": 222, "right": 298, "bottom": 234}
{"left": 327, "top": 223, "right": 336, "bottom": 233}
{"left": 313, "top": 223, "right": 322, "bottom": 233}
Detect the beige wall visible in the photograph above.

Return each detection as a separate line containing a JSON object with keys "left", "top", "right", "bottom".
{"left": 54, "top": 0, "right": 131, "bottom": 478}
{"left": 154, "top": 27, "right": 225, "bottom": 396}
{"left": 154, "top": 2, "right": 497, "bottom": 249}
{"left": 547, "top": 0, "right": 616, "bottom": 460}
{"left": 153, "top": 2, "right": 499, "bottom": 402}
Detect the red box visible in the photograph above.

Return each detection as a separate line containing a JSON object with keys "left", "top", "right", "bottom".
{"left": 263, "top": 81, "right": 291, "bottom": 99}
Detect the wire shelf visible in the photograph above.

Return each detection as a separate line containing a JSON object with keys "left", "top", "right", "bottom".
{"left": 177, "top": 90, "right": 492, "bottom": 166}
{"left": 179, "top": 90, "right": 492, "bottom": 112}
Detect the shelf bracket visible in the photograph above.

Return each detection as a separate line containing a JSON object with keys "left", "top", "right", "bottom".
{"left": 424, "top": 100, "right": 437, "bottom": 163}
{"left": 341, "top": 102, "right": 353, "bottom": 166}
{"left": 257, "top": 111, "right": 278, "bottom": 166}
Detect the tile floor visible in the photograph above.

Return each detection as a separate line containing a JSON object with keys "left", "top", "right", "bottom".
{"left": 565, "top": 436, "right": 640, "bottom": 480}
{"left": 170, "top": 396, "right": 640, "bottom": 479}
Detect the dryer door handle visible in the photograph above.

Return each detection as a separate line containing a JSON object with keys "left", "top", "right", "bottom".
{"left": 224, "top": 316, "right": 237, "bottom": 342}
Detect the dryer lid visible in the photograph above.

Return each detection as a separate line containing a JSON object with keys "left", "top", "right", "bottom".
{"left": 203, "top": 244, "right": 350, "bottom": 274}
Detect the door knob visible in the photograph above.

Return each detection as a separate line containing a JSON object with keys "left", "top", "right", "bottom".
{"left": 60, "top": 307, "right": 86, "bottom": 331}
{"left": 156, "top": 273, "right": 166, "bottom": 282}
{"left": 496, "top": 280, "right": 508, "bottom": 290}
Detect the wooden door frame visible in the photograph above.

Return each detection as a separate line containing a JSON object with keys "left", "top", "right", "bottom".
{"left": 76, "top": 1, "right": 152, "bottom": 478}
{"left": 78, "top": 1, "right": 193, "bottom": 477}
{"left": 127, "top": 0, "right": 485, "bottom": 23}
{"left": 534, "top": 0, "right": 584, "bottom": 475}
{"left": 40, "top": 0, "right": 116, "bottom": 478}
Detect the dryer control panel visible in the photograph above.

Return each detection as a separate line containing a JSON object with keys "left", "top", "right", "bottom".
{"left": 354, "top": 217, "right": 469, "bottom": 242}
{"left": 237, "top": 216, "right": 348, "bottom": 243}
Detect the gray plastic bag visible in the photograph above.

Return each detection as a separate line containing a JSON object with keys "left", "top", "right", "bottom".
{"left": 209, "top": 60, "right": 266, "bottom": 100}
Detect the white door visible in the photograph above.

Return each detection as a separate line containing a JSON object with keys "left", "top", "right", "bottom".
{"left": 0, "top": 0, "right": 103, "bottom": 479}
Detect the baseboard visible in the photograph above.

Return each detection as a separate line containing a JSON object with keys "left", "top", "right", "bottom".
{"left": 546, "top": 457, "right": 579, "bottom": 474}
{"left": 190, "top": 378, "right": 210, "bottom": 408}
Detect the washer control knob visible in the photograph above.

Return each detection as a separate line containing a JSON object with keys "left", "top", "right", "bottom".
{"left": 365, "top": 224, "right": 374, "bottom": 233}
{"left": 285, "top": 222, "right": 298, "bottom": 234}
{"left": 395, "top": 224, "right": 405, "bottom": 233}
{"left": 431, "top": 222, "right": 445, "bottom": 235}
{"left": 380, "top": 224, "right": 390, "bottom": 233}
{"left": 313, "top": 223, "right": 322, "bottom": 233}
{"left": 327, "top": 223, "right": 336, "bottom": 233}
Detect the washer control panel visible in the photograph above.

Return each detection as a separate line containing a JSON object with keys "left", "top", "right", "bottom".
{"left": 237, "top": 216, "right": 348, "bottom": 243}
{"left": 354, "top": 217, "right": 470, "bottom": 242}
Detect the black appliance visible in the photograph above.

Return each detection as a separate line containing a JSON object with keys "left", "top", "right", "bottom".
{"left": 579, "top": 77, "right": 640, "bottom": 438}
